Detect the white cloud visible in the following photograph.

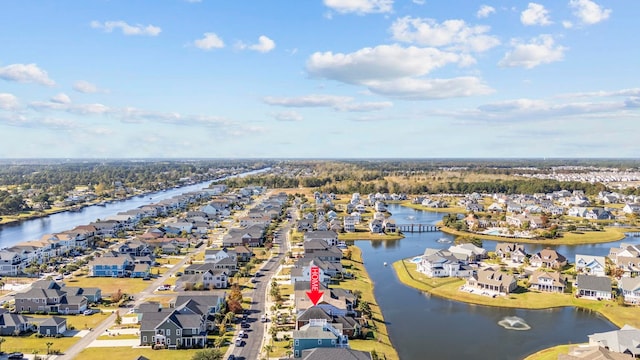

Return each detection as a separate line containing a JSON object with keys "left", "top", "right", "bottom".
{"left": 0, "top": 63, "right": 55, "bottom": 86}
{"left": 390, "top": 17, "right": 500, "bottom": 52}
{"left": 323, "top": 0, "right": 393, "bottom": 15}
{"left": 307, "top": 44, "right": 464, "bottom": 85}
{"left": 263, "top": 94, "right": 392, "bottom": 112}
{"left": 365, "top": 77, "right": 494, "bottom": 100}
{"left": 90, "top": 20, "right": 161, "bottom": 36}
{"left": 0, "top": 93, "right": 19, "bottom": 110}
{"left": 477, "top": 5, "right": 496, "bottom": 18}
{"left": 562, "top": 20, "right": 574, "bottom": 28}
{"left": 194, "top": 33, "right": 225, "bottom": 50}
{"left": 73, "top": 80, "right": 108, "bottom": 94}
{"left": 521, "top": 3, "right": 552, "bottom": 26}
{"left": 412, "top": 0, "right": 425, "bottom": 4}
{"left": 271, "top": 111, "right": 303, "bottom": 121}
{"left": 51, "top": 93, "right": 71, "bottom": 104}
{"left": 558, "top": 88, "right": 640, "bottom": 98}
{"left": 569, "top": 0, "right": 611, "bottom": 25}
{"left": 499, "top": 35, "right": 566, "bottom": 69}
{"left": 30, "top": 100, "right": 110, "bottom": 115}
{"left": 238, "top": 36, "right": 276, "bottom": 53}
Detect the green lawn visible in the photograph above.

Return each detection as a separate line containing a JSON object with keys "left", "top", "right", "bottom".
{"left": 338, "top": 246, "right": 399, "bottom": 360}
{"left": 64, "top": 276, "right": 151, "bottom": 298}
{"left": 28, "top": 312, "right": 110, "bottom": 331}
{"left": 439, "top": 225, "right": 633, "bottom": 245}
{"left": 0, "top": 333, "right": 78, "bottom": 354}
{"left": 523, "top": 344, "right": 576, "bottom": 360}
{"left": 76, "top": 347, "right": 216, "bottom": 360}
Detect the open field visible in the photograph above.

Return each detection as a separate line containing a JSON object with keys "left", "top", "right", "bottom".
{"left": 64, "top": 276, "right": 150, "bottom": 298}
{"left": 76, "top": 347, "right": 207, "bottom": 360}
{"left": 339, "top": 246, "right": 399, "bottom": 360}
{"left": 394, "top": 259, "right": 640, "bottom": 329}
{"left": 0, "top": 333, "right": 78, "bottom": 354}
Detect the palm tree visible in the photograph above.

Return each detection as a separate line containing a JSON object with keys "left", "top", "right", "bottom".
{"left": 224, "top": 311, "right": 235, "bottom": 325}
{"left": 263, "top": 344, "right": 273, "bottom": 357}
{"left": 46, "top": 341, "right": 53, "bottom": 355}
{"left": 0, "top": 337, "right": 5, "bottom": 354}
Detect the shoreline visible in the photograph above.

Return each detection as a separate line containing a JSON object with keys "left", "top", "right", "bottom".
{"left": 342, "top": 245, "right": 399, "bottom": 360}
{"left": 392, "top": 258, "right": 640, "bottom": 330}
{"left": 438, "top": 224, "right": 635, "bottom": 245}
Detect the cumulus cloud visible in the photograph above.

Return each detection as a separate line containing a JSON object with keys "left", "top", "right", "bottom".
{"left": 306, "top": 44, "right": 494, "bottom": 99}
{"left": 562, "top": 20, "right": 574, "bottom": 28}
{"left": 0, "top": 63, "right": 55, "bottom": 86}
{"left": 73, "top": 80, "right": 108, "bottom": 94}
{"left": 193, "top": 33, "right": 225, "bottom": 50}
{"left": 569, "top": 0, "right": 611, "bottom": 25}
{"left": 390, "top": 17, "right": 500, "bottom": 52}
{"left": 499, "top": 35, "right": 566, "bottom": 69}
{"left": 51, "top": 93, "right": 71, "bottom": 104}
{"left": 90, "top": 20, "right": 161, "bottom": 36}
{"left": 477, "top": 5, "right": 496, "bottom": 18}
{"left": 0, "top": 93, "right": 19, "bottom": 110}
{"left": 323, "top": 0, "right": 393, "bottom": 15}
{"left": 521, "top": 3, "right": 552, "bottom": 26}
{"left": 365, "top": 77, "right": 494, "bottom": 100}
{"left": 559, "top": 88, "right": 640, "bottom": 98}
{"left": 307, "top": 44, "right": 464, "bottom": 84}
{"left": 237, "top": 35, "right": 276, "bottom": 53}
{"left": 271, "top": 111, "right": 303, "bottom": 121}
{"left": 263, "top": 94, "right": 392, "bottom": 112}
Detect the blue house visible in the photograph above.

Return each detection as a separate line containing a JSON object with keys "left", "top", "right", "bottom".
{"left": 293, "top": 319, "right": 349, "bottom": 358}
{"left": 89, "top": 256, "right": 131, "bottom": 277}
{"left": 131, "top": 263, "right": 151, "bottom": 278}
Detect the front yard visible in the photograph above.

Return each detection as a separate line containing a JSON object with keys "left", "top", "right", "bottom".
{"left": 64, "top": 276, "right": 150, "bottom": 298}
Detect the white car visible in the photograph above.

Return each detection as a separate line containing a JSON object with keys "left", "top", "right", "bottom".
{"left": 83, "top": 309, "right": 93, "bottom": 316}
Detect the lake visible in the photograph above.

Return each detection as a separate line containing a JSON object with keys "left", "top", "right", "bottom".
{"left": 357, "top": 203, "right": 636, "bottom": 360}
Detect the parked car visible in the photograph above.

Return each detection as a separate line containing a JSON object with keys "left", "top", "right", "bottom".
{"left": 83, "top": 309, "right": 93, "bottom": 316}
{"left": 8, "top": 352, "right": 24, "bottom": 359}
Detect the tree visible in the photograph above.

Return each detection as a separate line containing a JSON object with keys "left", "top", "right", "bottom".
{"left": 115, "top": 311, "right": 122, "bottom": 325}
{"left": 214, "top": 336, "right": 225, "bottom": 349}
{"left": 191, "top": 348, "right": 223, "bottom": 360}
{"left": 46, "top": 341, "right": 54, "bottom": 355}
{"left": 263, "top": 344, "right": 273, "bottom": 356}
{"left": 0, "top": 337, "right": 5, "bottom": 353}
{"left": 229, "top": 284, "right": 243, "bottom": 303}
{"left": 227, "top": 300, "right": 243, "bottom": 314}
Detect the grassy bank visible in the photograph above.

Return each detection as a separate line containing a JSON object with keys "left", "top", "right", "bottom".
{"left": 523, "top": 344, "right": 583, "bottom": 360}
{"left": 338, "top": 231, "right": 404, "bottom": 241}
{"left": 340, "top": 246, "right": 399, "bottom": 360}
{"left": 401, "top": 202, "right": 466, "bottom": 213}
{"left": 393, "top": 259, "right": 640, "bottom": 329}
{"left": 439, "top": 225, "right": 631, "bottom": 245}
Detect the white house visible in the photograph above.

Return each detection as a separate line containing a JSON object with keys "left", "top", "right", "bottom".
{"left": 417, "top": 249, "right": 474, "bottom": 278}
{"left": 575, "top": 254, "right": 607, "bottom": 277}
{"left": 618, "top": 277, "right": 640, "bottom": 305}
{"left": 576, "top": 274, "right": 612, "bottom": 300}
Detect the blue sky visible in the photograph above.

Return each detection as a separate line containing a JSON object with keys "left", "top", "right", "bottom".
{"left": 1, "top": 0, "right": 638, "bottom": 158}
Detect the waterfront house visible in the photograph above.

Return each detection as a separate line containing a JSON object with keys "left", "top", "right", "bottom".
{"left": 494, "top": 243, "right": 527, "bottom": 263}
{"left": 558, "top": 345, "right": 633, "bottom": 359}
{"left": 576, "top": 274, "right": 612, "bottom": 300}
{"left": 465, "top": 268, "right": 517, "bottom": 295}
{"left": 298, "top": 348, "right": 371, "bottom": 360}
{"left": 608, "top": 243, "right": 640, "bottom": 265}
{"left": 588, "top": 325, "right": 640, "bottom": 357}
{"left": 618, "top": 277, "right": 640, "bottom": 305}
{"left": 293, "top": 319, "right": 349, "bottom": 358}
{"left": 417, "top": 249, "right": 474, "bottom": 278}
{"left": 448, "top": 243, "right": 487, "bottom": 263}
{"left": 530, "top": 248, "right": 567, "bottom": 269}
{"left": 343, "top": 216, "right": 356, "bottom": 233}
{"left": 296, "top": 306, "right": 361, "bottom": 339}
{"left": 304, "top": 231, "right": 339, "bottom": 247}
{"left": 529, "top": 270, "right": 566, "bottom": 293}
{"left": 0, "top": 250, "right": 22, "bottom": 276}
{"left": 615, "top": 257, "right": 640, "bottom": 278}
{"left": 294, "top": 282, "right": 356, "bottom": 316}
{"left": 575, "top": 255, "right": 607, "bottom": 277}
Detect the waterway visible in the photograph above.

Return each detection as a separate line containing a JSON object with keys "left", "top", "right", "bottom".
{"left": 0, "top": 167, "right": 270, "bottom": 249}
{"left": 358, "top": 203, "right": 639, "bottom": 360}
